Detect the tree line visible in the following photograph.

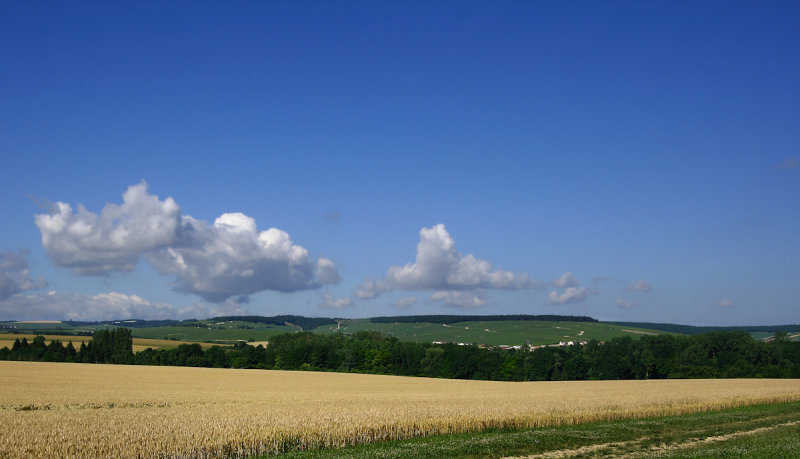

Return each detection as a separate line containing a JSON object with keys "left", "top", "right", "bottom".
{"left": 0, "top": 328, "right": 133, "bottom": 364}
{"left": 2, "top": 328, "right": 798, "bottom": 380}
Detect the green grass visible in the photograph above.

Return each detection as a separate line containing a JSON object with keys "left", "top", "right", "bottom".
{"left": 129, "top": 321, "right": 300, "bottom": 341}
{"left": 2, "top": 318, "right": 675, "bottom": 346}
{"left": 750, "top": 331, "right": 800, "bottom": 343}
{"left": 750, "top": 332, "right": 775, "bottom": 340}
{"left": 313, "top": 319, "right": 673, "bottom": 346}
{"left": 656, "top": 422, "right": 800, "bottom": 458}
{"left": 271, "top": 401, "right": 800, "bottom": 458}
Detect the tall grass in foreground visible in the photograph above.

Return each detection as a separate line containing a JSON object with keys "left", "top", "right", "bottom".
{"left": 1, "top": 361, "right": 799, "bottom": 458}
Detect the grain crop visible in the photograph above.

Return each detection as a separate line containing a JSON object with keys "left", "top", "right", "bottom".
{"left": 1, "top": 361, "right": 799, "bottom": 458}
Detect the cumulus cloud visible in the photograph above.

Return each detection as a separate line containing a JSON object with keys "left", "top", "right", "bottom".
{"left": 354, "top": 224, "right": 538, "bottom": 301}
{"left": 627, "top": 280, "right": 652, "bottom": 293}
{"left": 715, "top": 298, "right": 733, "bottom": 308}
{"left": 35, "top": 183, "right": 340, "bottom": 303}
{"left": 315, "top": 257, "right": 341, "bottom": 284}
{"left": 392, "top": 296, "right": 417, "bottom": 309}
{"left": 0, "top": 291, "right": 227, "bottom": 321}
{"left": 319, "top": 292, "right": 353, "bottom": 309}
{"left": 430, "top": 290, "right": 486, "bottom": 309}
{"left": 0, "top": 250, "right": 47, "bottom": 301}
{"left": 547, "top": 287, "right": 588, "bottom": 305}
{"left": 616, "top": 297, "right": 637, "bottom": 308}
{"left": 553, "top": 272, "right": 579, "bottom": 288}
{"left": 353, "top": 278, "right": 392, "bottom": 299}
{"left": 149, "top": 212, "right": 340, "bottom": 302}
{"left": 34, "top": 181, "right": 181, "bottom": 274}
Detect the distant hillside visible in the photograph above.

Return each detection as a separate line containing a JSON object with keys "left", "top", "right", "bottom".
{"left": 369, "top": 315, "right": 598, "bottom": 324}
{"left": 210, "top": 315, "right": 336, "bottom": 331}
{"left": 315, "top": 318, "right": 666, "bottom": 346}
{"left": 19, "top": 315, "right": 795, "bottom": 347}
{"left": 609, "top": 322, "right": 800, "bottom": 335}
{"left": 76, "top": 319, "right": 182, "bottom": 328}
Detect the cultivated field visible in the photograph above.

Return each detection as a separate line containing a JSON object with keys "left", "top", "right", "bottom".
{"left": 312, "top": 319, "right": 672, "bottom": 346}
{"left": 1, "top": 361, "right": 799, "bottom": 458}
{"left": 3, "top": 318, "right": 676, "bottom": 346}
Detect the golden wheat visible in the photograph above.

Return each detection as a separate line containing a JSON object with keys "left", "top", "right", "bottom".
{"left": 1, "top": 361, "right": 798, "bottom": 458}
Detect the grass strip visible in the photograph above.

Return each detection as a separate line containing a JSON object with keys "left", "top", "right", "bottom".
{"left": 272, "top": 401, "right": 800, "bottom": 458}
{"left": 654, "top": 421, "right": 800, "bottom": 458}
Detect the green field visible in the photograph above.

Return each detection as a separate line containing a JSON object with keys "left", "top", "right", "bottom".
{"left": 10, "top": 317, "right": 795, "bottom": 347}
{"left": 1, "top": 318, "right": 675, "bottom": 346}
{"left": 751, "top": 331, "right": 800, "bottom": 342}
{"left": 131, "top": 319, "right": 672, "bottom": 346}
{"left": 276, "top": 401, "right": 800, "bottom": 458}
{"left": 313, "top": 319, "right": 673, "bottom": 346}
{"left": 750, "top": 332, "right": 776, "bottom": 340}
{"left": 130, "top": 321, "right": 301, "bottom": 342}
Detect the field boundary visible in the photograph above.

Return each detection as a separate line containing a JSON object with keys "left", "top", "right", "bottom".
{"left": 282, "top": 400, "right": 800, "bottom": 458}
{"left": 508, "top": 419, "right": 800, "bottom": 458}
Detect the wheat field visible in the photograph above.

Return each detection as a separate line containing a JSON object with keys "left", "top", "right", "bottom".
{"left": 1, "top": 361, "right": 799, "bottom": 458}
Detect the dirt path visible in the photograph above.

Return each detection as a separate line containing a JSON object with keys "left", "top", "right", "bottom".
{"left": 623, "top": 420, "right": 800, "bottom": 458}
{"left": 505, "top": 420, "right": 800, "bottom": 458}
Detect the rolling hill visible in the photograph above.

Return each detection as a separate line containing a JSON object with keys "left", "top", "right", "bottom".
{"left": 3, "top": 315, "right": 796, "bottom": 347}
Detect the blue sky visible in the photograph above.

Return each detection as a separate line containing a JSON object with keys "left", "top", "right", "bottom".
{"left": 1, "top": 2, "right": 798, "bottom": 325}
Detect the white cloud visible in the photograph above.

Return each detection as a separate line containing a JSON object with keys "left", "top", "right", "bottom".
{"left": 392, "top": 296, "right": 417, "bottom": 309}
{"left": 35, "top": 183, "right": 340, "bottom": 303}
{"left": 616, "top": 297, "right": 637, "bottom": 308}
{"left": 0, "top": 291, "right": 227, "bottom": 321}
{"left": 627, "top": 280, "right": 652, "bottom": 293}
{"left": 547, "top": 287, "right": 588, "bottom": 305}
{"left": 34, "top": 181, "right": 181, "bottom": 274}
{"left": 552, "top": 272, "right": 579, "bottom": 288}
{"left": 149, "top": 213, "right": 340, "bottom": 302}
{"left": 715, "top": 298, "right": 733, "bottom": 308}
{"left": 430, "top": 290, "right": 486, "bottom": 309}
{"left": 319, "top": 292, "right": 353, "bottom": 310}
{"left": 315, "top": 257, "right": 341, "bottom": 284}
{"left": 354, "top": 224, "right": 538, "bottom": 300}
{"left": 547, "top": 272, "right": 595, "bottom": 306}
{"left": 0, "top": 250, "right": 47, "bottom": 301}
{"left": 353, "top": 278, "right": 392, "bottom": 299}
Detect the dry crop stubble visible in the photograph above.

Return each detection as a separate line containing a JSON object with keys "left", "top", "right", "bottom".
{"left": 1, "top": 361, "right": 799, "bottom": 457}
